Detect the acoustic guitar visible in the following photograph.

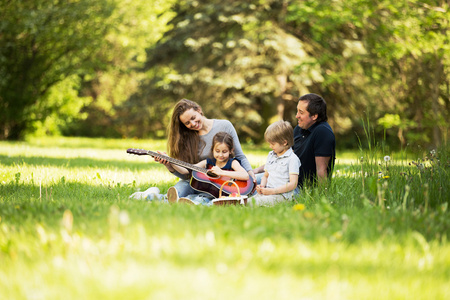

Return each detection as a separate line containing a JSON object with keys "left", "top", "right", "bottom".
{"left": 127, "top": 148, "right": 255, "bottom": 198}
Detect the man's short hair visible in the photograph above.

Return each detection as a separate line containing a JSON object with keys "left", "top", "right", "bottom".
{"left": 299, "top": 93, "right": 328, "bottom": 123}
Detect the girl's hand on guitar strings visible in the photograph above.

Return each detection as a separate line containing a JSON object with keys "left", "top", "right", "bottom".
{"left": 210, "top": 166, "right": 223, "bottom": 176}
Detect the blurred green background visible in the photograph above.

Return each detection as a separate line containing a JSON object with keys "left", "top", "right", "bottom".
{"left": 1, "top": 0, "right": 449, "bottom": 149}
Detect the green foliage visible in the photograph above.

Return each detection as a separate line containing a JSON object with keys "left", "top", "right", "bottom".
{"left": 28, "top": 75, "right": 92, "bottom": 137}
{"left": 0, "top": 0, "right": 118, "bottom": 140}
{"left": 65, "top": 0, "right": 176, "bottom": 138}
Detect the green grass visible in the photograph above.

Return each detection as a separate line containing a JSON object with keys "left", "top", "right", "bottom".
{"left": 1, "top": 137, "right": 449, "bottom": 299}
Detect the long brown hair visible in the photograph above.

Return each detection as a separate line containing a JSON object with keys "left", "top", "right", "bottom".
{"left": 167, "top": 99, "right": 204, "bottom": 164}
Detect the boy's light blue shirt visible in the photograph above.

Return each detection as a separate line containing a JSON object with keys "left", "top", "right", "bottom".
{"left": 264, "top": 148, "right": 301, "bottom": 192}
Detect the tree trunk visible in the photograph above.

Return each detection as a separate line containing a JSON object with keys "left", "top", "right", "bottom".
{"left": 277, "top": 74, "right": 287, "bottom": 121}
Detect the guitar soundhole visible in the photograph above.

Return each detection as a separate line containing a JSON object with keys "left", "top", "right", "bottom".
{"left": 206, "top": 170, "right": 219, "bottom": 178}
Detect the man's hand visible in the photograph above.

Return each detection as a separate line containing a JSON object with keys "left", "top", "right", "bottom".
{"left": 252, "top": 165, "right": 265, "bottom": 174}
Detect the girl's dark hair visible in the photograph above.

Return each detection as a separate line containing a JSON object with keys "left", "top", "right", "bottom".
{"left": 299, "top": 93, "right": 328, "bottom": 123}
{"left": 210, "top": 132, "right": 235, "bottom": 158}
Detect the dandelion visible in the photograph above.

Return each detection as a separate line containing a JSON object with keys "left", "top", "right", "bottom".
{"left": 383, "top": 155, "right": 391, "bottom": 177}
{"left": 293, "top": 203, "right": 306, "bottom": 211}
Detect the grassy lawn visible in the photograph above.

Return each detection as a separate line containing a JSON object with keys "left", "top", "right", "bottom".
{"left": 1, "top": 137, "right": 449, "bottom": 299}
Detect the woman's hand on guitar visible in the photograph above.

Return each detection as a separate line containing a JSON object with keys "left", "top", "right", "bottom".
{"left": 155, "top": 151, "right": 176, "bottom": 172}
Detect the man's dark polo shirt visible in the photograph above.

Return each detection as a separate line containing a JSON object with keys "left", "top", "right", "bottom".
{"left": 293, "top": 121, "right": 336, "bottom": 187}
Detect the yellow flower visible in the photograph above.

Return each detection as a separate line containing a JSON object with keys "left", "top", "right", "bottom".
{"left": 383, "top": 175, "right": 390, "bottom": 179}
{"left": 293, "top": 203, "right": 306, "bottom": 211}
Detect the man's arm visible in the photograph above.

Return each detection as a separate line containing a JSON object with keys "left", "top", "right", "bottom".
{"left": 252, "top": 164, "right": 265, "bottom": 174}
{"left": 315, "top": 156, "right": 331, "bottom": 184}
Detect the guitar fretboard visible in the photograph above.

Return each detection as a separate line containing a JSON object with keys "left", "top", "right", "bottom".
{"left": 142, "top": 150, "right": 209, "bottom": 174}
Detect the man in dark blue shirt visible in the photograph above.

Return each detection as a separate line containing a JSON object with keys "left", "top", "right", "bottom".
{"left": 294, "top": 93, "right": 335, "bottom": 187}
{"left": 253, "top": 93, "right": 335, "bottom": 187}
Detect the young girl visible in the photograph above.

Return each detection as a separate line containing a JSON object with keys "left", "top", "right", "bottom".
{"left": 249, "top": 120, "right": 301, "bottom": 207}
{"left": 167, "top": 131, "right": 249, "bottom": 205}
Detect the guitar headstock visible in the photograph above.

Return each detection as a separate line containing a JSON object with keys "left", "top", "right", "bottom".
{"left": 127, "top": 148, "right": 148, "bottom": 155}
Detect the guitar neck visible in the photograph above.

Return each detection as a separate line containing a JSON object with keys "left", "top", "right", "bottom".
{"left": 146, "top": 150, "right": 208, "bottom": 174}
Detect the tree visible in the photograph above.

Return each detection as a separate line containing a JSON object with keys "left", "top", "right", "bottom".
{"left": 355, "top": 0, "right": 450, "bottom": 147}
{"left": 0, "top": 0, "right": 117, "bottom": 140}
{"left": 64, "top": 0, "right": 176, "bottom": 138}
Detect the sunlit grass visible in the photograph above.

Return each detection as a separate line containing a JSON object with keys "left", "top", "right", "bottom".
{"left": 1, "top": 137, "right": 449, "bottom": 299}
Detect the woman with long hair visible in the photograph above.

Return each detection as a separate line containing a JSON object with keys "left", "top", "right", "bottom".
{"left": 155, "top": 99, "right": 255, "bottom": 204}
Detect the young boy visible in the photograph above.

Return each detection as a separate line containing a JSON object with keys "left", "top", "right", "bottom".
{"left": 249, "top": 120, "right": 301, "bottom": 207}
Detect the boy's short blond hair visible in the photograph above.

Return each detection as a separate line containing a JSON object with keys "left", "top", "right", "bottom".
{"left": 264, "top": 120, "right": 294, "bottom": 149}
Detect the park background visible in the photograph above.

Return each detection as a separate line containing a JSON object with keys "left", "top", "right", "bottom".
{"left": 1, "top": 0, "right": 448, "bottom": 148}
{"left": 1, "top": 0, "right": 449, "bottom": 299}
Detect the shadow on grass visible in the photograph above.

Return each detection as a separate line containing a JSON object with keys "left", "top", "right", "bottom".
{"left": 0, "top": 154, "right": 164, "bottom": 171}
{"left": 2, "top": 137, "right": 168, "bottom": 150}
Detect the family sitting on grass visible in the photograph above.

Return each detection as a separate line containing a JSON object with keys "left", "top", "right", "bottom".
{"left": 130, "top": 95, "right": 336, "bottom": 207}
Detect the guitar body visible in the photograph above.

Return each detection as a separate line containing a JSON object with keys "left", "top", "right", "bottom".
{"left": 190, "top": 171, "right": 255, "bottom": 198}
